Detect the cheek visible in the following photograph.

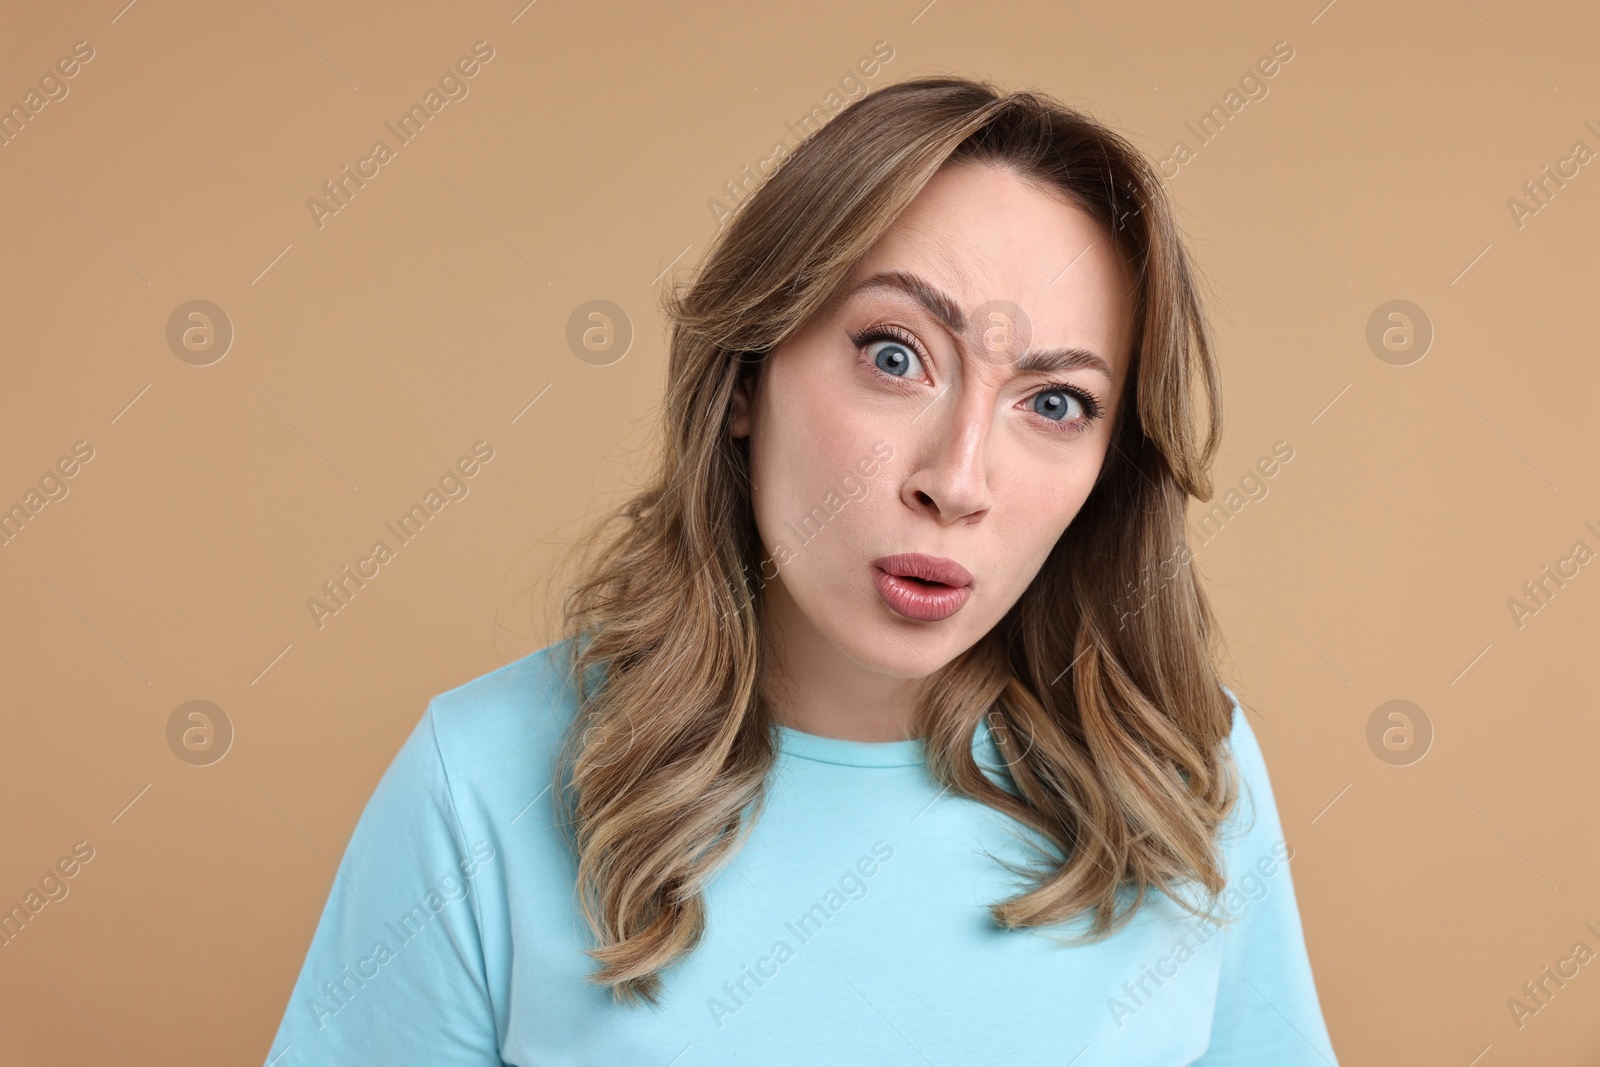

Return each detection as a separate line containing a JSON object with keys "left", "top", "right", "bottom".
{"left": 776, "top": 363, "right": 865, "bottom": 453}
{"left": 993, "top": 459, "right": 1097, "bottom": 578}
{"left": 754, "top": 360, "right": 884, "bottom": 507}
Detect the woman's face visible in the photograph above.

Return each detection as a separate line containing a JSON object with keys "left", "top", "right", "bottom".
{"left": 731, "top": 160, "right": 1135, "bottom": 684}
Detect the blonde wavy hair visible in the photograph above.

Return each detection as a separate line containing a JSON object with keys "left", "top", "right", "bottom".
{"left": 548, "top": 74, "right": 1240, "bottom": 1006}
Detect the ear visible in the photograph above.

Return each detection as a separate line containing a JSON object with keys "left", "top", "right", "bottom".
{"left": 729, "top": 365, "right": 754, "bottom": 439}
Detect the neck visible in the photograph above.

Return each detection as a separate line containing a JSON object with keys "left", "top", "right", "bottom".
{"left": 760, "top": 590, "right": 926, "bottom": 742}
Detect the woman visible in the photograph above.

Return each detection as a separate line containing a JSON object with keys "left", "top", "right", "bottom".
{"left": 264, "top": 76, "right": 1338, "bottom": 1065}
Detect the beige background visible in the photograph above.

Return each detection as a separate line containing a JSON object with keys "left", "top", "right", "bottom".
{"left": 1, "top": 0, "right": 1596, "bottom": 1063}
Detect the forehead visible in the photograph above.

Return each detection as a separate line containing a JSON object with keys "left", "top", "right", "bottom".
{"left": 839, "top": 162, "right": 1135, "bottom": 369}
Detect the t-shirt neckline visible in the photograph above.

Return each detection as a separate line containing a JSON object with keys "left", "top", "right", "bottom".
{"left": 774, "top": 715, "right": 999, "bottom": 768}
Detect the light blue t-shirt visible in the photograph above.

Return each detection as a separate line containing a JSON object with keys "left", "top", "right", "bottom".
{"left": 264, "top": 639, "right": 1338, "bottom": 1065}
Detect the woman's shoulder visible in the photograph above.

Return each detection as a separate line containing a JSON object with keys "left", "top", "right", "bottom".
{"left": 1219, "top": 683, "right": 1263, "bottom": 780}
{"left": 1213, "top": 683, "right": 1294, "bottom": 878}
{"left": 426, "top": 637, "right": 583, "bottom": 748}
{"left": 408, "top": 637, "right": 585, "bottom": 829}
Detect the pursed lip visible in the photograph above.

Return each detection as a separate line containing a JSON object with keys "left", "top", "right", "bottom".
{"left": 870, "top": 553, "right": 974, "bottom": 588}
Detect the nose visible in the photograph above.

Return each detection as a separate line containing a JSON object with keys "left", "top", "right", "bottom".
{"left": 898, "top": 383, "right": 996, "bottom": 525}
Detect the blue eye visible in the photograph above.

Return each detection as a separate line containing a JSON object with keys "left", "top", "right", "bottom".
{"left": 851, "top": 325, "right": 928, "bottom": 378}
{"left": 1033, "top": 388, "right": 1084, "bottom": 422}
{"left": 871, "top": 338, "right": 920, "bottom": 378}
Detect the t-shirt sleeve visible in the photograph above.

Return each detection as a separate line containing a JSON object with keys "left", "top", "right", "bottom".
{"left": 262, "top": 702, "right": 505, "bottom": 1066}
{"left": 1194, "top": 688, "right": 1340, "bottom": 1066}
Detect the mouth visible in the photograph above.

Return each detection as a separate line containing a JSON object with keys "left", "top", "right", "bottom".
{"left": 870, "top": 553, "right": 973, "bottom": 622}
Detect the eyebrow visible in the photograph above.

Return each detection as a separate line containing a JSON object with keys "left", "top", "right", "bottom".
{"left": 844, "top": 269, "right": 1116, "bottom": 382}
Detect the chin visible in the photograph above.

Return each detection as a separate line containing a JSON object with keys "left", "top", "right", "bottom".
{"left": 831, "top": 609, "right": 973, "bottom": 680}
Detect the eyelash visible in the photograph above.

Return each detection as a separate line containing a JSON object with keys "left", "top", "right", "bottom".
{"left": 848, "top": 323, "right": 1106, "bottom": 432}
